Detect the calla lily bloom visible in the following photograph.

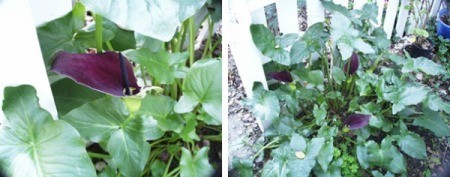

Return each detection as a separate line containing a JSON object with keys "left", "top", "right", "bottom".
{"left": 343, "top": 114, "right": 371, "bottom": 130}
{"left": 268, "top": 71, "right": 293, "bottom": 82}
{"left": 344, "top": 52, "right": 359, "bottom": 75}
{"left": 51, "top": 51, "right": 140, "bottom": 97}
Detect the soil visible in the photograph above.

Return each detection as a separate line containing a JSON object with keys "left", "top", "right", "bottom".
{"left": 441, "top": 15, "right": 450, "bottom": 26}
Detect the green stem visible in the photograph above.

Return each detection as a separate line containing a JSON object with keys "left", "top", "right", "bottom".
{"left": 208, "top": 37, "right": 222, "bottom": 58}
{"left": 88, "top": 152, "right": 110, "bottom": 159}
{"left": 140, "top": 66, "right": 148, "bottom": 86}
{"left": 343, "top": 136, "right": 357, "bottom": 144}
{"left": 171, "top": 80, "right": 178, "bottom": 100}
{"left": 95, "top": 14, "right": 103, "bottom": 53}
{"left": 150, "top": 137, "right": 172, "bottom": 147}
{"left": 252, "top": 137, "right": 280, "bottom": 159}
{"left": 163, "top": 154, "right": 175, "bottom": 177}
{"left": 166, "top": 167, "right": 180, "bottom": 177}
{"left": 188, "top": 16, "right": 196, "bottom": 66}
{"left": 201, "top": 16, "right": 213, "bottom": 59}
{"left": 178, "top": 20, "right": 189, "bottom": 52}
{"left": 202, "top": 134, "right": 222, "bottom": 141}
{"left": 106, "top": 41, "right": 114, "bottom": 51}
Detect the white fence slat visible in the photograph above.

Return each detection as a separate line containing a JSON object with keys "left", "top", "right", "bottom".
{"left": 229, "top": 0, "right": 268, "bottom": 97}
{"left": 276, "top": 0, "right": 299, "bottom": 34}
{"left": 354, "top": 0, "right": 368, "bottom": 10}
{"left": 307, "top": 0, "right": 325, "bottom": 27}
{"left": 333, "top": 0, "right": 349, "bottom": 8}
{"left": 251, "top": 7, "right": 268, "bottom": 25}
{"left": 0, "top": 0, "right": 58, "bottom": 123}
{"left": 395, "top": 0, "right": 410, "bottom": 38}
{"left": 383, "top": 0, "right": 400, "bottom": 39}
{"left": 376, "top": 0, "right": 385, "bottom": 27}
{"left": 28, "top": 0, "right": 72, "bottom": 26}
{"left": 431, "top": 0, "right": 443, "bottom": 17}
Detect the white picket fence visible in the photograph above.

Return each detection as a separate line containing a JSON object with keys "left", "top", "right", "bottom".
{"left": 229, "top": 0, "right": 444, "bottom": 98}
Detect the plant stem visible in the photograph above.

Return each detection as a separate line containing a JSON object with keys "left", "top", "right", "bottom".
{"left": 171, "top": 80, "right": 178, "bottom": 100}
{"left": 106, "top": 41, "right": 114, "bottom": 51}
{"left": 188, "top": 16, "right": 196, "bottom": 66}
{"left": 163, "top": 154, "right": 175, "bottom": 177}
{"left": 166, "top": 167, "right": 180, "bottom": 177}
{"left": 95, "top": 14, "right": 103, "bottom": 53}
{"left": 88, "top": 152, "right": 110, "bottom": 159}
{"left": 253, "top": 137, "right": 280, "bottom": 159}
{"left": 208, "top": 37, "right": 222, "bottom": 58}
{"left": 140, "top": 66, "right": 148, "bottom": 86}
{"left": 201, "top": 16, "right": 213, "bottom": 59}
{"left": 203, "top": 134, "right": 222, "bottom": 141}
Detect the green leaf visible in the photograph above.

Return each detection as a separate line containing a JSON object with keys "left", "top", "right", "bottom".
{"left": 150, "top": 160, "right": 166, "bottom": 177}
{"left": 413, "top": 109, "right": 450, "bottom": 137}
{"left": 0, "top": 85, "right": 95, "bottom": 177}
{"left": 317, "top": 141, "right": 334, "bottom": 171}
{"left": 290, "top": 40, "right": 311, "bottom": 64}
{"left": 397, "top": 133, "right": 427, "bottom": 159}
{"left": 135, "top": 32, "right": 163, "bottom": 52}
{"left": 80, "top": 0, "right": 206, "bottom": 41}
{"left": 180, "top": 147, "right": 214, "bottom": 177}
{"left": 125, "top": 49, "right": 188, "bottom": 84}
{"left": 138, "top": 115, "right": 165, "bottom": 141}
{"left": 261, "top": 159, "right": 289, "bottom": 177}
{"left": 243, "top": 84, "right": 280, "bottom": 123}
{"left": 251, "top": 24, "right": 290, "bottom": 65}
{"left": 174, "top": 59, "right": 222, "bottom": 122}
{"left": 356, "top": 144, "right": 370, "bottom": 169}
{"left": 402, "top": 57, "right": 446, "bottom": 75}
{"left": 232, "top": 158, "right": 254, "bottom": 177}
{"left": 366, "top": 139, "right": 393, "bottom": 168}
{"left": 276, "top": 33, "right": 300, "bottom": 48}
{"left": 179, "top": 114, "right": 200, "bottom": 142}
{"left": 313, "top": 104, "right": 327, "bottom": 126}
{"left": 61, "top": 97, "right": 150, "bottom": 177}
{"left": 288, "top": 138, "right": 325, "bottom": 176}
{"left": 388, "top": 146, "right": 406, "bottom": 174}
{"left": 332, "top": 67, "right": 346, "bottom": 85}
{"left": 309, "top": 70, "right": 325, "bottom": 91}
{"left": 51, "top": 78, "right": 105, "bottom": 116}
{"left": 290, "top": 133, "right": 306, "bottom": 151}
{"left": 353, "top": 38, "right": 375, "bottom": 54}
{"left": 37, "top": 2, "right": 86, "bottom": 68}
{"left": 139, "top": 95, "right": 184, "bottom": 133}
{"left": 389, "top": 86, "right": 428, "bottom": 114}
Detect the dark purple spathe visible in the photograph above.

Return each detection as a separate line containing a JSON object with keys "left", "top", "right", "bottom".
{"left": 343, "top": 114, "right": 371, "bottom": 130}
{"left": 51, "top": 51, "right": 140, "bottom": 96}
{"left": 268, "top": 71, "right": 293, "bottom": 82}
{"left": 344, "top": 52, "right": 359, "bottom": 75}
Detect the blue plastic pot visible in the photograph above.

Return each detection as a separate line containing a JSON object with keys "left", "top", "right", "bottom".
{"left": 437, "top": 9, "right": 450, "bottom": 39}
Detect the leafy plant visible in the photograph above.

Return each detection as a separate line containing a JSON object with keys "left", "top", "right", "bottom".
{"left": 1, "top": 1, "right": 221, "bottom": 177}
{"left": 408, "top": 0, "right": 433, "bottom": 46}
{"left": 240, "top": 1, "right": 450, "bottom": 176}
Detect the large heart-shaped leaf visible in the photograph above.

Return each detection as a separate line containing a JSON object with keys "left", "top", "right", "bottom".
{"left": 0, "top": 85, "right": 95, "bottom": 177}
{"left": 51, "top": 51, "right": 141, "bottom": 96}
{"left": 413, "top": 109, "right": 450, "bottom": 137}
{"left": 180, "top": 147, "right": 214, "bottom": 177}
{"left": 80, "top": 0, "right": 206, "bottom": 41}
{"left": 174, "top": 59, "right": 221, "bottom": 123}
{"left": 251, "top": 24, "right": 291, "bottom": 65}
{"left": 62, "top": 97, "right": 150, "bottom": 177}
{"left": 138, "top": 95, "right": 184, "bottom": 133}
{"left": 125, "top": 49, "right": 188, "bottom": 84}
{"left": 397, "top": 133, "right": 427, "bottom": 159}
{"left": 243, "top": 83, "right": 280, "bottom": 123}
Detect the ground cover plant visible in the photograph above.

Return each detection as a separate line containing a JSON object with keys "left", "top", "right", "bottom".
{"left": 0, "top": 0, "right": 222, "bottom": 176}
{"left": 235, "top": 1, "right": 450, "bottom": 176}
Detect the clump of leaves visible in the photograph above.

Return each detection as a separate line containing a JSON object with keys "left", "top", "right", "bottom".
{"left": 237, "top": 1, "right": 450, "bottom": 176}
{"left": 1, "top": 1, "right": 222, "bottom": 177}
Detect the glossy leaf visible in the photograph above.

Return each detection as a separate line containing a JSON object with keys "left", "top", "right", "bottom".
{"left": 180, "top": 147, "right": 214, "bottom": 177}
{"left": 402, "top": 57, "right": 446, "bottom": 76}
{"left": 288, "top": 138, "right": 325, "bottom": 176}
{"left": 317, "top": 141, "right": 334, "bottom": 171}
{"left": 138, "top": 115, "right": 165, "bottom": 141}
{"left": 388, "top": 146, "right": 406, "bottom": 174}
{"left": 344, "top": 114, "right": 370, "bottom": 130}
{"left": 62, "top": 97, "right": 150, "bottom": 177}
{"left": 413, "top": 109, "right": 450, "bottom": 137}
{"left": 397, "top": 133, "right": 427, "bottom": 159}
{"left": 332, "top": 66, "right": 346, "bottom": 85}
{"left": 174, "top": 59, "right": 222, "bottom": 122}
{"left": 268, "top": 71, "right": 293, "bottom": 82}
{"left": 0, "top": 85, "right": 95, "bottom": 177}
{"left": 138, "top": 95, "right": 184, "bottom": 133}
{"left": 290, "top": 133, "right": 306, "bottom": 151}
{"left": 313, "top": 104, "right": 327, "bottom": 126}
{"left": 51, "top": 51, "right": 140, "bottom": 96}
{"left": 80, "top": 0, "right": 206, "bottom": 41}
{"left": 179, "top": 114, "right": 200, "bottom": 142}
{"left": 243, "top": 83, "right": 280, "bottom": 123}
{"left": 366, "top": 139, "right": 393, "bottom": 168}
{"left": 232, "top": 158, "right": 254, "bottom": 177}
{"left": 125, "top": 49, "right": 188, "bottom": 84}
{"left": 387, "top": 86, "right": 428, "bottom": 114}
{"left": 251, "top": 24, "right": 290, "bottom": 65}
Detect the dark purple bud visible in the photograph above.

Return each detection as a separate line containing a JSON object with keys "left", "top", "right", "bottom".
{"left": 268, "top": 71, "right": 293, "bottom": 82}
{"left": 344, "top": 53, "right": 359, "bottom": 75}
{"left": 343, "top": 114, "right": 370, "bottom": 130}
{"left": 51, "top": 51, "right": 140, "bottom": 97}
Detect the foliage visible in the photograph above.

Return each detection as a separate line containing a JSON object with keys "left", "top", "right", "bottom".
{"left": 1, "top": 1, "right": 221, "bottom": 177}
{"left": 239, "top": 1, "right": 450, "bottom": 176}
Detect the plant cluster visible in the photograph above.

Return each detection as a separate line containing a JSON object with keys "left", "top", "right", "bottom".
{"left": 0, "top": 0, "right": 222, "bottom": 177}
{"left": 238, "top": 1, "right": 450, "bottom": 176}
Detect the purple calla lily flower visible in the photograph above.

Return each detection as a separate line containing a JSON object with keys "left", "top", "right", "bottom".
{"left": 343, "top": 114, "right": 371, "bottom": 130}
{"left": 51, "top": 51, "right": 140, "bottom": 97}
{"left": 268, "top": 71, "right": 293, "bottom": 82}
{"left": 344, "top": 53, "right": 359, "bottom": 75}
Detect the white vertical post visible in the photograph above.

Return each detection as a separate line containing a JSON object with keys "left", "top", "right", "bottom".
{"left": 307, "top": 0, "right": 325, "bottom": 27}
{"left": 276, "top": 0, "right": 299, "bottom": 34}
{"left": 376, "top": 0, "right": 385, "bottom": 27}
{"left": 0, "top": 0, "right": 58, "bottom": 123}
{"left": 395, "top": 0, "right": 411, "bottom": 38}
{"left": 334, "top": 0, "right": 349, "bottom": 8}
{"left": 354, "top": 0, "right": 368, "bottom": 10}
{"left": 251, "top": 8, "right": 268, "bottom": 25}
{"left": 431, "top": 0, "right": 443, "bottom": 17}
{"left": 28, "top": 0, "right": 73, "bottom": 26}
{"left": 383, "top": 0, "right": 400, "bottom": 39}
